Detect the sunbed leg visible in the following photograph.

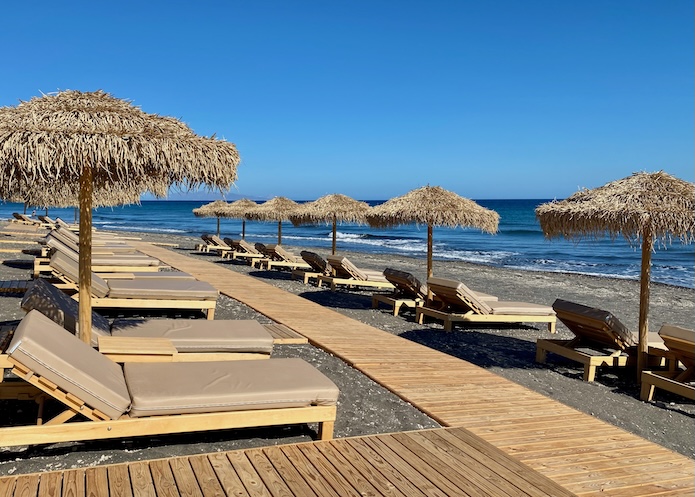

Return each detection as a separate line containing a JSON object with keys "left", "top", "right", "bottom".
{"left": 206, "top": 308, "right": 215, "bottom": 320}
{"left": 640, "top": 378, "right": 655, "bottom": 401}
{"left": 444, "top": 319, "right": 453, "bottom": 332}
{"left": 548, "top": 321, "right": 556, "bottom": 333}
{"left": 535, "top": 344, "right": 547, "bottom": 364}
{"left": 583, "top": 365, "right": 596, "bottom": 382}
{"left": 393, "top": 303, "right": 401, "bottom": 316}
{"left": 317, "top": 421, "right": 334, "bottom": 440}
{"left": 416, "top": 310, "right": 424, "bottom": 325}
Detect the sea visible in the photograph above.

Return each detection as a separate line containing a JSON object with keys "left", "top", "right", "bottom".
{"left": 3, "top": 199, "right": 693, "bottom": 289}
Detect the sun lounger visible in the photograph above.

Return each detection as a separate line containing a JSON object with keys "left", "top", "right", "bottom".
{"left": 318, "top": 255, "right": 395, "bottom": 291}
{"left": 372, "top": 268, "right": 499, "bottom": 316}
{"left": 292, "top": 251, "right": 334, "bottom": 284}
{"left": 48, "top": 251, "right": 218, "bottom": 319}
{"left": 535, "top": 299, "right": 667, "bottom": 381}
{"left": 641, "top": 325, "right": 695, "bottom": 401}
{"left": 0, "top": 310, "right": 338, "bottom": 448}
{"left": 254, "top": 243, "right": 312, "bottom": 270}
{"left": 222, "top": 238, "right": 266, "bottom": 262}
{"left": 38, "top": 215, "right": 57, "bottom": 227}
{"left": 194, "top": 233, "right": 218, "bottom": 252}
{"left": 417, "top": 277, "right": 557, "bottom": 332}
{"left": 17, "top": 278, "right": 273, "bottom": 362}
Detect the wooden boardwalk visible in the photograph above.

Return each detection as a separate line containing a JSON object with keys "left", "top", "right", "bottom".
{"left": 131, "top": 244, "right": 695, "bottom": 497}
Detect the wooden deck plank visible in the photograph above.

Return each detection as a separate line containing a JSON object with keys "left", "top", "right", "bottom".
{"left": 224, "top": 451, "right": 273, "bottom": 497}
{"left": 205, "top": 453, "right": 251, "bottom": 497}
{"left": 86, "top": 467, "right": 110, "bottom": 497}
{"left": 168, "top": 459, "right": 202, "bottom": 497}
{"left": 129, "top": 462, "right": 157, "bottom": 497}
{"left": 108, "top": 465, "right": 134, "bottom": 497}
{"left": 187, "top": 456, "right": 225, "bottom": 497}
{"left": 36, "top": 472, "right": 61, "bottom": 497}
{"left": 148, "top": 460, "right": 180, "bottom": 497}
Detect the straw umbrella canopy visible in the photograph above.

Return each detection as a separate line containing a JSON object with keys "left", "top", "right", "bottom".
{"left": 193, "top": 200, "right": 231, "bottom": 236}
{"left": 222, "top": 198, "right": 258, "bottom": 239}
{"left": 367, "top": 185, "right": 500, "bottom": 283}
{"left": 536, "top": 171, "right": 695, "bottom": 379}
{"left": 290, "top": 194, "right": 371, "bottom": 254}
{"left": 0, "top": 90, "right": 240, "bottom": 346}
{"left": 246, "top": 196, "right": 299, "bottom": 244}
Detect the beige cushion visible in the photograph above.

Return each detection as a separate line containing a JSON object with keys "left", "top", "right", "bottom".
{"left": 326, "top": 255, "right": 366, "bottom": 280}
{"left": 8, "top": 311, "right": 130, "bottom": 420}
{"left": 111, "top": 319, "right": 273, "bottom": 353}
{"left": 124, "top": 358, "right": 339, "bottom": 417}
{"left": 51, "top": 251, "right": 110, "bottom": 297}
{"left": 20, "top": 278, "right": 111, "bottom": 346}
{"left": 106, "top": 279, "right": 219, "bottom": 300}
{"left": 237, "top": 239, "right": 261, "bottom": 254}
{"left": 659, "top": 324, "right": 695, "bottom": 343}
{"left": 99, "top": 271, "right": 195, "bottom": 280}
{"left": 427, "top": 277, "right": 494, "bottom": 314}
{"left": 273, "top": 245, "right": 301, "bottom": 263}
{"left": 488, "top": 301, "right": 555, "bottom": 316}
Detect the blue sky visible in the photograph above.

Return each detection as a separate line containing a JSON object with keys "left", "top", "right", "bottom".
{"left": 1, "top": 1, "right": 692, "bottom": 201}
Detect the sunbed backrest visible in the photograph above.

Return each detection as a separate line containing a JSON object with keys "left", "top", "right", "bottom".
{"left": 301, "top": 251, "right": 332, "bottom": 274}
{"left": 384, "top": 268, "right": 427, "bottom": 299}
{"left": 326, "top": 255, "right": 366, "bottom": 280}
{"left": 552, "top": 299, "right": 635, "bottom": 349}
{"left": 255, "top": 242, "right": 270, "bottom": 255}
{"left": 56, "top": 225, "right": 80, "bottom": 244}
{"left": 21, "top": 278, "right": 111, "bottom": 347}
{"left": 51, "top": 229, "right": 80, "bottom": 252}
{"left": 7, "top": 310, "right": 130, "bottom": 420}
{"left": 272, "top": 245, "right": 297, "bottom": 262}
{"left": 238, "top": 239, "right": 260, "bottom": 254}
{"left": 55, "top": 218, "right": 73, "bottom": 230}
{"left": 658, "top": 324, "right": 695, "bottom": 361}
{"left": 427, "top": 277, "right": 493, "bottom": 315}
{"left": 50, "top": 251, "right": 110, "bottom": 298}
{"left": 210, "top": 235, "right": 228, "bottom": 248}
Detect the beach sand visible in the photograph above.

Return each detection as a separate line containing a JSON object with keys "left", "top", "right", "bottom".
{"left": 0, "top": 227, "right": 692, "bottom": 475}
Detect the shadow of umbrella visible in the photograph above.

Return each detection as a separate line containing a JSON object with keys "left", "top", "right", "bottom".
{"left": 0, "top": 90, "right": 240, "bottom": 345}
{"left": 536, "top": 171, "right": 694, "bottom": 379}
{"left": 290, "top": 193, "right": 372, "bottom": 255}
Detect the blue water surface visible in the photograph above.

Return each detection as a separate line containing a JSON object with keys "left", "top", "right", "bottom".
{"left": 3, "top": 199, "right": 692, "bottom": 288}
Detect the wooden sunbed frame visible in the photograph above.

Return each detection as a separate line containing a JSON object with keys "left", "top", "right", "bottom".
{"left": 48, "top": 265, "right": 217, "bottom": 320}
{"left": 291, "top": 268, "right": 323, "bottom": 284}
{"left": 0, "top": 357, "right": 336, "bottom": 448}
{"left": 34, "top": 256, "right": 162, "bottom": 277}
{"left": 317, "top": 275, "right": 395, "bottom": 291}
{"left": 641, "top": 330, "right": 695, "bottom": 401}
{"left": 372, "top": 293, "right": 425, "bottom": 316}
{"left": 418, "top": 306, "right": 556, "bottom": 333}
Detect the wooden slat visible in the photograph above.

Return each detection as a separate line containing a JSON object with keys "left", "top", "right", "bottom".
{"left": 262, "top": 323, "right": 308, "bottom": 344}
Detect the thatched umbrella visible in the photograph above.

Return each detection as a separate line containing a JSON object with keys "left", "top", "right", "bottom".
{"left": 290, "top": 193, "right": 371, "bottom": 254}
{"left": 367, "top": 185, "right": 499, "bottom": 284}
{"left": 536, "top": 171, "right": 695, "bottom": 379}
{"left": 222, "top": 198, "right": 258, "bottom": 239}
{"left": 193, "top": 200, "right": 230, "bottom": 236}
{"left": 0, "top": 90, "right": 240, "bottom": 346}
{"left": 246, "top": 196, "right": 299, "bottom": 244}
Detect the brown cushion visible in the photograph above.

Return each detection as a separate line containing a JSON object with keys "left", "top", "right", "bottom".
{"left": 300, "top": 251, "right": 332, "bottom": 275}
{"left": 124, "top": 358, "right": 339, "bottom": 417}
{"left": 8, "top": 311, "right": 130, "bottom": 419}
{"left": 552, "top": 299, "right": 635, "bottom": 348}
{"left": 383, "top": 268, "right": 427, "bottom": 299}
{"left": 111, "top": 319, "right": 273, "bottom": 353}
{"left": 106, "top": 279, "right": 219, "bottom": 300}
{"left": 20, "top": 278, "right": 111, "bottom": 346}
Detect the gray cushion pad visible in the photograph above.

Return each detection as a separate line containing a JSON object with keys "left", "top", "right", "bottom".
{"left": 105, "top": 279, "right": 219, "bottom": 300}
{"left": 8, "top": 311, "right": 130, "bottom": 419}
{"left": 125, "top": 358, "right": 339, "bottom": 417}
{"left": 111, "top": 319, "right": 273, "bottom": 353}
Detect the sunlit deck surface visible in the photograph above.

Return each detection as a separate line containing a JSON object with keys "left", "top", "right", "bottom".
{"left": 2, "top": 243, "right": 692, "bottom": 496}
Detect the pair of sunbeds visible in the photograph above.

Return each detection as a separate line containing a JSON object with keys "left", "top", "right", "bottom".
{"left": 537, "top": 299, "right": 694, "bottom": 402}
{"left": 47, "top": 251, "right": 219, "bottom": 319}
{"left": 251, "top": 243, "right": 312, "bottom": 270}
{"left": 316, "top": 255, "right": 395, "bottom": 291}
{"left": 0, "top": 309, "right": 338, "bottom": 448}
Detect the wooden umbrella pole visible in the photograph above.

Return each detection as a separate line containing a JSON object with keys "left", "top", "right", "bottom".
{"left": 78, "top": 166, "right": 93, "bottom": 346}
{"left": 332, "top": 215, "right": 337, "bottom": 255}
{"left": 216, "top": 217, "right": 220, "bottom": 236}
{"left": 637, "top": 226, "right": 653, "bottom": 381}
{"left": 242, "top": 219, "right": 246, "bottom": 239}
{"left": 426, "top": 224, "right": 434, "bottom": 301}
{"left": 278, "top": 221, "right": 282, "bottom": 244}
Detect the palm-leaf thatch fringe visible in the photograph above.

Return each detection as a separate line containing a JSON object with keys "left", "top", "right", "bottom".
{"left": 246, "top": 197, "right": 299, "bottom": 244}
{"left": 366, "top": 185, "right": 499, "bottom": 233}
{"left": 535, "top": 171, "right": 694, "bottom": 247}
{"left": 290, "top": 193, "right": 371, "bottom": 254}
{"left": 193, "top": 200, "right": 232, "bottom": 218}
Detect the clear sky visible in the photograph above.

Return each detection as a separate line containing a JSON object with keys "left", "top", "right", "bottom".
{"left": 1, "top": 0, "right": 692, "bottom": 201}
